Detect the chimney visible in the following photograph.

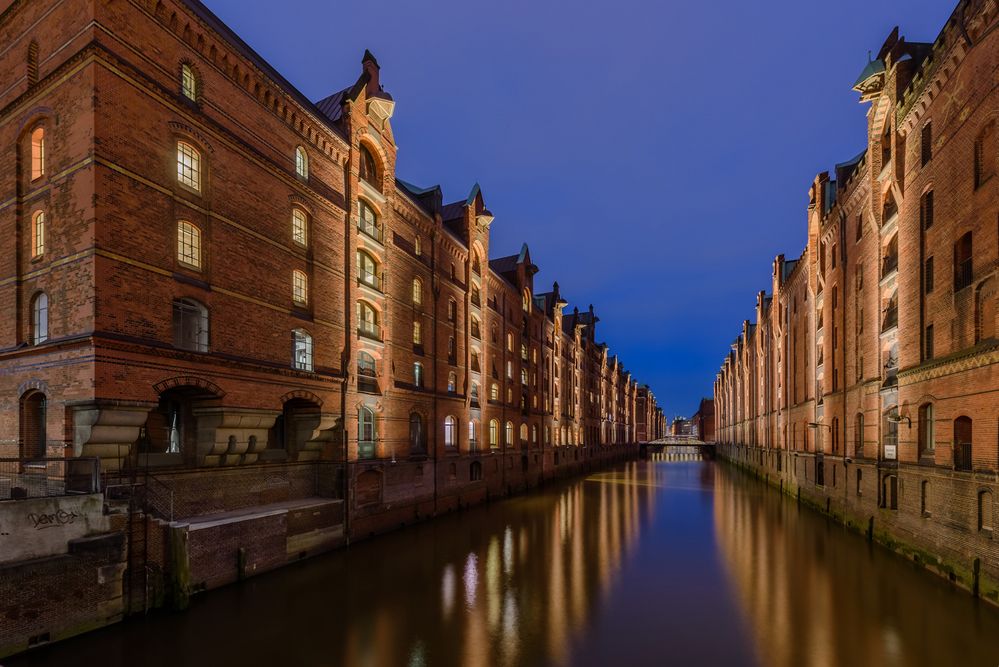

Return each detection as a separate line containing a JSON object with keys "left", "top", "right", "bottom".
{"left": 362, "top": 49, "right": 380, "bottom": 96}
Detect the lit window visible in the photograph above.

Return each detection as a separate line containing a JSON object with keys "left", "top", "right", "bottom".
{"left": 292, "top": 269, "right": 308, "bottom": 304}
{"left": 357, "top": 300, "right": 379, "bottom": 339}
{"left": 358, "top": 407, "right": 376, "bottom": 456}
{"left": 358, "top": 200, "right": 380, "bottom": 241}
{"left": 448, "top": 372, "right": 457, "bottom": 393}
{"left": 522, "top": 290, "right": 530, "bottom": 312}
{"left": 413, "top": 320, "right": 422, "bottom": 345}
{"left": 172, "top": 298, "right": 208, "bottom": 352}
{"left": 490, "top": 383, "right": 499, "bottom": 401}
{"left": 444, "top": 415, "right": 456, "bottom": 448}
{"left": 292, "top": 208, "right": 308, "bottom": 246}
{"left": 181, "top": 64, "right": 197, "bottom": 101}
{"left": 357, "top": 250, "right": 379, "bottom": 289}
{"left": 177, "top": 221, "right": 201, "bottom": 268}
{"left": 32, "top": 292, "right": 48, "bottom": 344}
{"left": 295, "top": 146, "right": 308, "bottom": 179}
{"left": 468, "top": 420, "right": 477, "bottom": 446}
{"left": 520, "top": 423, "right": 528, "bottom": 443}
{"left": 414, "top": 236, "right": 422, "bottom": 256}
{"left": 489, "top": 420, "right": 499, "bottom": 448}
{"left": 30, "top": 127, "right": 44, "bottom": 180}
{"left": 505, "top": 421, "right": 514, "bottom": 446}
{"left": 31, "top": 211, "right": 45, "bottom": 257}
{"left": 507, "top": 332, "right": 513, "bottom": 351}
{"left": 414, "top": 362, "right": 424, "bottom": 388}
{"left": 176, "top": 141, "right": 201, "bottom": 191}
{"left": 292, "top": 329, "right": 313, "bottom": 371}
{"left": 412, "top": 278, "right": 422, "bottom": 305}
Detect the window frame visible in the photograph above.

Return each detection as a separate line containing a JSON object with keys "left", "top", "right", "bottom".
{"left": 32, "top": 292, "right": 49, "bottom": 344}
{"left": 291, "top": 208, "right": 308, "bottom": 247}
{"left": 176, "top": 141, "right": 202, "bottom": 192}
{"left": 292, "top": 269, "right": 309, "bottom": 305}
{"left": 31, "top": 210, "right": 45, "bottom": 258}
{"left": 176, "top": 220, "right": 202, "bottom": 269}
{"left": 295, "top": 146, "right": 309, "bottom": 179}
{"left": 292, "top": 328, "right": 314, "bottom": 371}
{"left": 30, "top": 126, "right": 45, "bottom": 181}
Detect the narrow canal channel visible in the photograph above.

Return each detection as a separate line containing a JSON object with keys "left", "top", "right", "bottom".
{"left": 11, "top": 458, "right": 999, "bottom": 667}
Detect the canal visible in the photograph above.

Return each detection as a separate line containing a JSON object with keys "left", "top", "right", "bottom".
{"left": 10, "top": 457, "right": 999, "bottom": 667}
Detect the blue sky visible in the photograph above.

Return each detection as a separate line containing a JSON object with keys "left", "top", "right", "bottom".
{"left": 204, "top": 0, "right": 953, "bottom": 417}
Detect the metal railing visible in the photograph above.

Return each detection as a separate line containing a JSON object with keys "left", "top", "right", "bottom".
{"left": 1, "top": 457, "right": 100, "bottom": 500}
{"left": 358, "top": 270, "right": 384, "bottom": 292}
{"left": 357, "top": 218, "right": 383, "bottom": 243}
{"left": 954, "top": 442, "right": 973, "bottom": 472}
{"left": 358, "top": 322, "right": 382, "bottom": 341}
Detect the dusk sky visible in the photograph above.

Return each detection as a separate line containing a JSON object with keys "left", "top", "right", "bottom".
{"left": 205, "top": 0, "right": 952, "bottom": 418}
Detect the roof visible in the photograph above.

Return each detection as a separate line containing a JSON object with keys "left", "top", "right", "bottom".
{"left": 315, "top": 88, "right": 349, "bottom": 123}
{"left": 852, "top": 58, "right": 885, "bottom": 89}
{"left": 395, "top": 178, "right": 441, "bottom": 217}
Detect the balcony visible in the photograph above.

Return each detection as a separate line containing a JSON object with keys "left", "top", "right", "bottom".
{"left": 357, "top": 218, "right": 383, "bottom": 244}
{"left": 881, "top": 254, "right": 898, "bottom": 281}
{"left": 358, "top": 321, "right": 382, "bottom": 341}
{"left": 954, "top": 442, "right": 973, "bottom": 472}
{"left": 358, "top": 269, "right": 384, "bottom": 293}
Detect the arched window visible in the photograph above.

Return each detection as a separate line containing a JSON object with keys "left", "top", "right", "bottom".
{"left": 356, "top": 250, "right": 379, "bottom": 290}
{"left": 176, "top": 141, "right": 201, "bottom": 191}
{"left": 414, "top": 235, "right": 422, "bottom": 256}
{"left": 954, "top": 231, "right": 974, "bottom": 291}
{"left": 531, "top": 424, "right": 538, "bottom": 444}
{"left": 295, "top": 146, "right": 308, "bottom": 178}
{"left": 358, "top": 200, "right": 380, "bottom": 241}
{"left": 918, "top": 403, "right": 934, "bottom": 458}
{"left": 471, "top": 253, "right": 481, "bottom": 275}
{"left": 490, "top": 383, "right": 499, "bottom": 401}
{"left": 505, "top": 421, "right": 514, "bottom": 446}
{"left": 444, "top": 415, "right": 457, "bottom": 448}
{"left": 468, "top": 420, "right": 478, "bottom": 449}
{"left": 31, "top": 127, "right": 45, "bottom": 180}
{"left": 506, "top": 332, "right": 513, "bottom": 351}
{"left": 409, "top": 413, "right": 425, "bottom": 453}
{"left": 172, "top": 298, "right": 208, "bottom": 352}
{"left": 470, "top": 460, "right": 483, "bottom": 481}
{"left": 975, "top": 121, "right": 996, "bottom": 189}
{"left": 358, "top": 406, "right": 375, "bottom": 459}
{"left": 471, "top": 315, "right": 481, "bottom": 339}
{"left": 359, "top": 144, "right": 378, "bottom": 186}
{"left": 413, "top": 320, "right": 422, "bottom": 345}
{"left": 357, "top": 351, "right": 377, "bottom": 392}
{"left": 520, "top": 368, "right": 528, "bottom": 385}
{"left": 31, "top": 210, "right": 45, "bottom": 257}
{"left": 954, "top": 416, "right": 973, "bottom": 472}
{"left": 177, "top": 220, "right": 201, "bottom": 268}
{"left": 489, "top": 420, "right": 499, "bottom": 449}
{"left": 447, "top": 372, "right": 457, "bottom": 394}
{"left": 448, "top": 298, "right": 457, "bottom": 322}
{"left": 522, "top": 290, "right": 530, "bottom": 312}
{"left": 357, "top": 300, "right": 379, "bottom": 339}
{"left": 413, "top": 362, "right": 424, "bottom": 388}
{"left": 31, "top": 292, "right": 48, "bottom": 344}
{"left": 19, "top": 390, "right": 47, "bottom": 460}
{"left": 292, "top": 329, "right": 313, "bottom": 371}
{"left": 291, "top": 208, "right": 308, "bottom": 246}
{"left": 292, "top": 269, "right": 308, "bottom": 304}
{"left": 519, "top": 423, "right": 528, "bottom": 444}
{"left": 180, "top": 63, "right": 198, "bottom": 101}
{"left": 412, "top": 278, "right": 423, "bottom": 305}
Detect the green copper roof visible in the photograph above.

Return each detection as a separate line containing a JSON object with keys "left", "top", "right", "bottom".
{"left": 853, "top": 58, "right": 885, "bottom": 89}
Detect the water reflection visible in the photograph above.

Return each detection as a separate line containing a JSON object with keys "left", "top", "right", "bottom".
{"left": 12, "top": 460, "right": 999, "bottom": 667}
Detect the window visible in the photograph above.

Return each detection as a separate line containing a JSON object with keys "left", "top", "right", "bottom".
{"left": 522, "top": 290, "right": 530, "bottom": 312}
{"left": 295, "top": 146, "right": 308, "bottom": 179}
{"left": 414, "top": 235, "right": 421, "bottom": 256}
{"left": 176, "top": 141, "right": 201, "bottom": 191}
{"left": 954, "top": 416, "right": 973, "bottom": 472}
{"left": 921, "top": 122, "right": 932, "bottom": 166}
{"left": 924, "top": 324, "right": 934, "bottom": 360}
{"left": 918, "top": 403, "right": 934, "bottom": 458}
{"left": 31, "top": 292, "right": 48, "bottom": 344}
{"left": 413, "top": 320, "right": 422, "bottom": 345}
{"left": 357, "top": 351, "right": 377, "bottom": 392}
{"left": 292, "top": 208, "right": 308, "bottom": 246}
{"left": 292, "top": 269, "right": 308, "bottom": 304}
{"left": 490, "top": 383, "right": 499, "bottom": 401}
{"left": 448, "top": 298, "right": 456, "bottom": 322}
{"left": 855, "top": 213, "right": 863, "bottom": 242}
{"left": 531, "top": 424, "right": 538, "bottom": 444}
{"left": 447, "top": 372, "right": 457, "bottom": 393}
{"left": 172, "top": 298, "right": 208, "bottom": 352}
{"left": 448, "top": 337, "right": 455, "bottom": 362}
{"left": 506, "top": 360, "right": 513, "bottom": 379}
{"left": 505, "top": 421, "right": 514, "bottom": 446}
{"left": 358, "top": 407, "right": 375, "bottom": 458}
{"left": 975, "top": 121, "right": 996, "bottom": 189}
{"left": 358, "top": 200, "right": 380, "bottom": 241}
{"left": 359, "top": 145, "right": 377, "bottom": 184}
{"left": 444, "top": 415, "right": 456, "bottom": 448}
{"left": 409, "top": 413, "right": 425, "bottom": 453}
{"left": 414, "top": 362, "right": 424, "bottom": 388}
{"left": 468, "top": 420, "right": 477, "bottom": 449}
{"left": 31, "top": 210, "right": 45, "bottom": 257}
{"left": 470, "top": 383, "right": 479, "bottom": 405}
{"left": 924, "top": 257, "right": 934, "bottom": 293}
{"left": 519, "top": 423, "right": 528, "bottom": 444}
{"left": 920, "top": 191, "right": 934, "bottom": 230}
{"left": 30, "top": 127, "right": 44, "bottom": 180}
{"left": 357, "top": 301, "right": 379, "bottom": 339}
{"left": 181, "top": 63, "right": 197, "bottom": 101}
{"left": 507, "top": 332, "right": 513, "bottom": 352}
{"left": 412, "top": 278, "right": 423, "bottom": 305}
{"left": 954, "top": 231, "right": 973, "bottom": 291}
{"left": 177, "top": 221, "right": 201, "bottom": 268}
{"left": 292, "top": 329, "right": 313, "bottom": 371}
{"left": 520, "top": 368, "right": 528, "bottom": 385}
{"left": 470, "top": 460, "right": 482, "bottom": 481}
{"left": 357, "top": 250, "right": 379, "bottom": 290}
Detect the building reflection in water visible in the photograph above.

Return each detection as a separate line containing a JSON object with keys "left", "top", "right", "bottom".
{"left": 712, "top": 468, "right": 999, "bottom": 667}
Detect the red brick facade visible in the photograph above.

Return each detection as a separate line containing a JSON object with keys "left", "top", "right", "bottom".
{"left": 714, "top": 0, "right": 999, "bottom": 601}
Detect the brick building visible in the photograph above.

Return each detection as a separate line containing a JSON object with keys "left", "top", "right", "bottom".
{"left": 0, "top": 0, "right": 660, "bottom": 653}
{"left": 714, "top": 0, "right": 999, "bottom": 600}
{"left": 692, "top": 398, "right": 715, "bottom": 442}
{"left": 636, "top": 384, "right": 665, "bottom": 442}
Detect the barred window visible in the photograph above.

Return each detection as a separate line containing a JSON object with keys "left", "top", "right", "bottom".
{"left": 292, "top": 329, "right": 313, "bottom": 371}
{"left": 177, "top": 221, "right": 201, "bottom": 268}
{"left": 292, "top": 269, "right": 308, "bottom": 304}
{"left": 31, "top": 211, "right": 45, "bottom": 257}
{"left": 292, "top": 208, "right": 308, "bottom": 246}
{"left": 176, "top": 141, "right": 201, "bottom": 191}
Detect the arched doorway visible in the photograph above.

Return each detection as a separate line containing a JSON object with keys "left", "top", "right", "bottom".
{"left": 137, "top": 385, "right": 216, "bottom": 466}
{"left": 19, "top": 390, "right": 47, "bottom": 460}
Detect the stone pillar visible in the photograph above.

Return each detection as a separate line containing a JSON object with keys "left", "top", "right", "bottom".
{"left": 193, "top": 408, "right": 279, "bottom": 466}
{"left": 71, "top": 402, "right": 154, "bottom": 473}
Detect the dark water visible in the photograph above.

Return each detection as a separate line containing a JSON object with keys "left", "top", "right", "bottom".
{"left": 11, "top": 458, "right": 999, "bottom": 667}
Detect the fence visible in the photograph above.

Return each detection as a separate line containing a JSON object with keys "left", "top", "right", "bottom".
{"left": 0, "top": 457, "right": 100, "bottom": 500}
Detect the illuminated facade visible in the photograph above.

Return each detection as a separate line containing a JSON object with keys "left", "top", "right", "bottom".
{"left": 714, "top": 0, "right": 998, "bottom": 600}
